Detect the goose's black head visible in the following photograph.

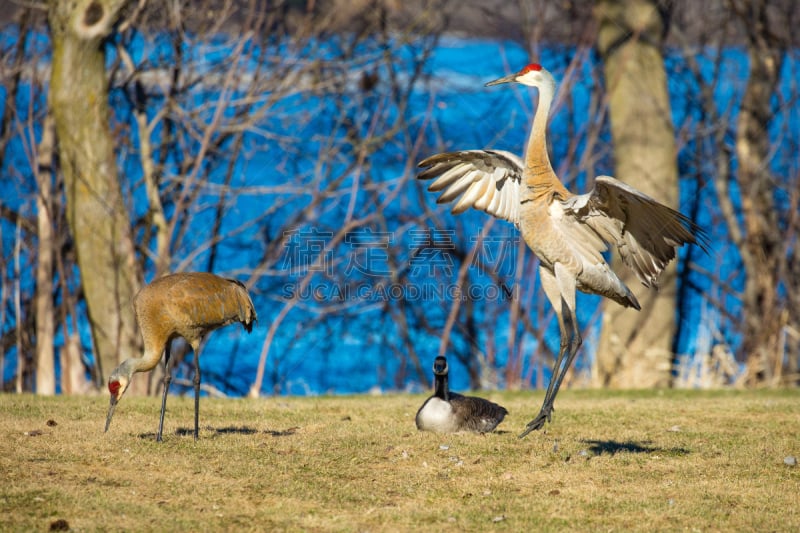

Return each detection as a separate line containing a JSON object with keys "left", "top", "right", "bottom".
{"left": 433, "top": 356, "right": 449, "bottom": 377}
{"left": 432, "top": 356, "right": 450, "bottom": 402}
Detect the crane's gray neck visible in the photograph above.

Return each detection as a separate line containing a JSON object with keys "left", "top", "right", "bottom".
{"left": 112, "top": 351, "right": 160, "bottom": 382}
{"left": 110, "top": 358, "right": 138, "bottom": 381}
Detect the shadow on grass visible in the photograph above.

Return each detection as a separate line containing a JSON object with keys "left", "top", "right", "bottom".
{"left": 210, "top": 426, "right": 259, "bottom": 435}
{"left": 211, "top": 426, "right": 299, "bottom": 437}
{"left": 263, "top": 427, "right": 299, "bottom": 437}
{"left": 580, "top": 439, "right": 691, "bottom": 457}
{"left": 137, "top": 426, "right": 300, "bottom": 439}
{"left": 136, "top": 428, "right": 209, "bottom": 439}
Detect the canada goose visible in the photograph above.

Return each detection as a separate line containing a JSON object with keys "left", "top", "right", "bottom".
{"left": 415, "top": 356, "right": 508, "bottom": 433}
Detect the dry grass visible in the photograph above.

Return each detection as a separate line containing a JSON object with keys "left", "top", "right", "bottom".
{"left": 1, "top": 389, "right": 798, "bottom": 532}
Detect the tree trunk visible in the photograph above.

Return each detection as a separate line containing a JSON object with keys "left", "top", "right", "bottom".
{"left": 61, "top": 333, "right": 91, "bottom": 394}
{"left": 47, "top": 0, "right": 142, "bottom": 391}
{"left": 34, "top": 111, "right": 56, "bottom": 394}
{"left": 593, "top": 0, "right": 679, "bottom": 388}
{"left": 728, "top": 0, "right": 784, "bottom": 385}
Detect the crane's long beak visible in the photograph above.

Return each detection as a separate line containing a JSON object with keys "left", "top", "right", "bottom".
{"left": 485, "top": 73, "right": 517, "bottom": 87}
{"left": 105, "top": 396, "right": 118, "bottom": 433}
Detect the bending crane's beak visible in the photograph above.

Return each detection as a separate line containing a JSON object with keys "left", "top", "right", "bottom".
{"left": 105, "top": 395, "right": 118, "bottom": 433}
{"left": 485, "top": 73, "right": 517, "bottom": 87}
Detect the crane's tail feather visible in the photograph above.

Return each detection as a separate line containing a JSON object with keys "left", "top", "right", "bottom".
{"left": 226, "top": 277, "right": 257, "bottom": 332}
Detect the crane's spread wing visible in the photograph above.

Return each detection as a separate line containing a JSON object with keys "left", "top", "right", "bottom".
{"left": 417, "top": 150, "right": 522, "bottom": 226}
{"left": 561, "top": 175, "right": 708, "bottom": 288}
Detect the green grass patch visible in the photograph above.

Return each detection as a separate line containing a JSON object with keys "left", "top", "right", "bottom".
{"left": 1, "top": 389, "right": 798, "bottom": 531}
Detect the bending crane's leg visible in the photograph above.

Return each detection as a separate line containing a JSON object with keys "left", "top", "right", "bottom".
{"left": 192, "top": 343, "right": 201, "bottom": 441}
{"left": 520, "top": 265, "right": 580, "bottom": 438}
{"left": 157, "top": 343, "right": 172, "bottom": 442}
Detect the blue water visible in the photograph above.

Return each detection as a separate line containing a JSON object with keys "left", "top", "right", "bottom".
{"left": 2, "top": 29, "right": 783, "bottom": 396}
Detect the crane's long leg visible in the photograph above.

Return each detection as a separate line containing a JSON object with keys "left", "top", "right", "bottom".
{"left": 520, "top": 265, "right": 581, "bottom": 438}
{"left": 192, "top": 343, "right": 201, "bottom": 441}
{"left": 526, "top": 303, "right": 582, "bottom": 434}
{"left": 519, "top": 312, "right": 570, "bottom": 437}
{"left": 157, "top": 343, "right": 173, "bottom": 442}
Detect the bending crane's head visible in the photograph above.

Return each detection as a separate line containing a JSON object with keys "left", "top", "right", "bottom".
{"left": 104, "top": 360, "right": 135, "bottom": 433}
{"left": 485, "top": 63, "right": 555, "bottom": 91}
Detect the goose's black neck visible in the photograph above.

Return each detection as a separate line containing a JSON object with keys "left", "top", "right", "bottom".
{"left": 434, "top": 371, "right": 449, "bottom": 402}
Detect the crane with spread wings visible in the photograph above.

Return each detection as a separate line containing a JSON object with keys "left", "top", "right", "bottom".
{"left": 418, "top": 63, "right": 707, "bottom": 437}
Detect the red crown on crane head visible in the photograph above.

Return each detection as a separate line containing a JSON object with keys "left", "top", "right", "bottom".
{"left": 519, "top": 63, "right": 543, "bottom": 75}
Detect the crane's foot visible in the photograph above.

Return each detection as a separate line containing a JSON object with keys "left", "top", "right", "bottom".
{"left": 518, "top": 407, "right": 553, "bottom": 438}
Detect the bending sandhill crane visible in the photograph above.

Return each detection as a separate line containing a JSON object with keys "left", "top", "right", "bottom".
{"left": 418, "top": 63, "right": 706, "bottom": 438}
{"left": 416, "top": 356, "right": 508, "bottom": 433}
{"left": 104, "top": 272, "right": 257, "bottom": 441}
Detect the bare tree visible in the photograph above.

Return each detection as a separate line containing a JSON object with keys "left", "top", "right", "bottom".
{"left": 34, "top": 110, "right": 55, "bottom": 394}
{"left": 47, "top": 0, "right": 142, "bottom": 389}
{"left": 592, "top": 0, "right": 682, "bottom": 388}
{"left": 668, "top": 1, "right": 798, "bottom": 386}
{"left": 727, "top": 0, "right": 787, "bottom": 384}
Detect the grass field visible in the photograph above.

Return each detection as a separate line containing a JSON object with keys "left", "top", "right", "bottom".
{"left": 1, "top": 389, "right": 798, "bottom": 531}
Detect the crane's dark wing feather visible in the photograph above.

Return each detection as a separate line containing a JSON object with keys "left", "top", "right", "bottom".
{"left": 561, "top": 175, "right": 709, "bottom": 288}
{"left": 417, "top": 150, "right": 522, "bottom": 226}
